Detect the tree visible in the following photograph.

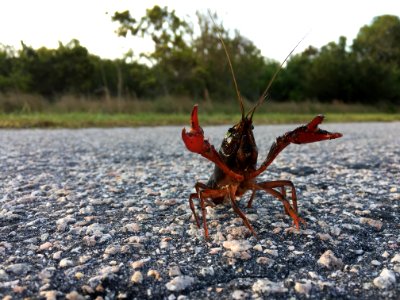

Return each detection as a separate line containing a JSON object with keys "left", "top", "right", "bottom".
{"left": 18, "top": 40, "right": 95, "bottom": 98}
{"left": 279, "top": 46, "right": 317, "bottom": 101}
{"left": 0, "top": 45, "right": 31, "bottom": 92}
{"left": 352, "top": 15, "right": 400, "bottom": 103}
{"left": 113, "top": 5, "right": 196, "bottom": 96}
{"left": 190, "top": 12, "right": 268, "bottom": 101}
{"left": 353, "top": 15, "right": 400, "bottom": 64}
{"left": 308, "top": 37, "right": 354, "bottom": 102}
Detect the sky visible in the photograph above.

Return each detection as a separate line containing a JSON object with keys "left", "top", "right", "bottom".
{"left": 1, "top": 0, "right": 399, "bottom": 62}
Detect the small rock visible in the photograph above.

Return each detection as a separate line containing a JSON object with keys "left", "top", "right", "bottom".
{"left": 165, "top": 276, "right": 195, "bottom": 291}
{"left": 209, "top": 247, "right": 222, "bottom": 255}
{"left": 78, "top": 255, "right": 91, "bottom": 264}
{"left": 168, "top": 265, "right": 182, "bottom": 277}
{"left": 317, "top": 233, "right": 332, "bottom": 241}
{"left": 104, "top": 245, "right": 120, "bottom": 255}
{"left": 98, "top": 234, "right": 112, "bottom": 244}
{"left": 82, "top": 235, "right": 96, "bottom": 246}
{"left": 253, "top": 244, "right": 263, "bottom": 252}
{"left": 40, "top": 290, "right": 58, "bottom": 300}
{"left": 371, "top": 260, "right": 381, "bottom": 266}
{"left": 39, "top": 242, "right": 53, "bottom": 251}
{"left": 373, "top": 268, "right": 396, "bottom": 289}
{"left": 391, "top": 253, "right": 400, "bottom": 263}
{"left": 40, "top": 233, "right": 49, "bottom": 241}
{"left": 131, "top": 260, "right": 145, "bottom": 269}
{"left": 160, "top": 240, "right": 170, "bottom": 249}
{"left": 85, "top": 223, "right": 105, "bottom": 236}
{"left": 295, "top": 281, "right": 312, "bottom": 296}
{"left": 231, "top": 289, "right": 248, "bottom": 300}
{"left": 240, "top": 251, "right": 252, "bottom": 260}
{"left": 264, "top": 249, "right": 279, "bottom": 257}
{"left": 252, "top": 278, "right": 288, "bottom": 294}
{"left": 360, "top": 217, "right": 383, "bottom": 231}
{"left": 225, "top": 226, "right": 251, "bottom": 238}
{"left": 317, "top": 250, "right": 343, "bottom": 270}
{"left": 81, "top": 285, "right": 94, "bottom": 294}
{"left": 330, "top": 226, "right": 341, "bottom": 236}
{"left": 223, "top": 240, "right": 251, "bottom": 252}
{"left": 65, "top": 291, "right": 85, "bottom": 300}
{"left": 131, "top": 271, "right": 143, "bottom": 284}
{"left": 56, "top": 216, "right": 76, "bottom": 231}
{"left": 272, "top": 227, "right": 282, "bottom": 234}
{"left": 256, "top": 257, "right": 275, "bottom": 266}
{"left": 52, "top": 251, "right": 62, "bottom": 260}
{"left": 147, "top": 269, "right": 161, "bottom": 280}
{"left": 199, "top": 266, "right": 214, "bottom": 276}
{"left": 59, "top": 258, "right": 74, "bottom": 268}
{"left": 122, "top": 223, "right": 141, "bottom": 233}
{"left": 6, "top": 263, "right": 31, "bottom": 275}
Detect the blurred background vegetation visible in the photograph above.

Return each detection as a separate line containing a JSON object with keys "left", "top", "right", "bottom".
{"left": 0, "top": 6, "right": 399, "bottom": 126}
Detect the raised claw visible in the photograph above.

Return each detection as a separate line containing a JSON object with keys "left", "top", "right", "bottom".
{"left": 182, "top": 105, "right": 244, "bottom": 182}
{"left": 182, "top": 105, "right": 206, "bottom": 154}
{"left": 287, "top": 115, "right": 342, "bottom": 144}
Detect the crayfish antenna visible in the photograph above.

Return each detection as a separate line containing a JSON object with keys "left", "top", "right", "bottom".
{"left": 247, "top": 35, "right": 307, "bottom": 120}
{"left": 208, "top": 10, "right": 245, "bottom": 120}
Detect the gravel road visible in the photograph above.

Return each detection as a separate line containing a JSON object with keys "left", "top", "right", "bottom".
{"left": 0, "top": 122, "right": 399, "bottom": 299}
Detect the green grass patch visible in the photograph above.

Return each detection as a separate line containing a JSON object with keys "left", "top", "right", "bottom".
{"left": 0, "top": 112, "right": 399, "bottom": 128}
{"left": 1, "top": 93, "right": 399, "bottom": 127}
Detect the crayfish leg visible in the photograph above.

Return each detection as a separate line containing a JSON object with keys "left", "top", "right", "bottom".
{"left": 189, "top": 184, "right": 230, "bottom": 240}
{"left": 228, "top": 186, "right": 257, "bottom": 238}
{"left": 251, "top": 181, "right": 305, "bottom": 230}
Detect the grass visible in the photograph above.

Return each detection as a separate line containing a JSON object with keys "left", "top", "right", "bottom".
{"left": 0, "top": 112, "right": 399, "bottom": 128}
{"left": 0, "top": 93, "right": 399, "bottom": 128}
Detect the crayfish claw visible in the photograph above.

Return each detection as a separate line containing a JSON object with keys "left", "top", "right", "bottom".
{"left": 288, "top": 115, "right": 343, "bottom": 144}
{"left": 306, "top": 115, "right": 324, "bottom": 131}
{"left": 190, "top": 104, "right": 201, "bottom": 131}
{"left": 182, "top": 105, "right": 206, "bottom": 154}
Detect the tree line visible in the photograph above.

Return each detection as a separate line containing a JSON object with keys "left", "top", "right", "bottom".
{"left": 1, "top": 6, "right": 399, "bottom": 105}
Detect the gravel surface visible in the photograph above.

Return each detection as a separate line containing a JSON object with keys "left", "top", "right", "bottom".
{"left": 0, "top": 122, "right": 399, "bottom": 299}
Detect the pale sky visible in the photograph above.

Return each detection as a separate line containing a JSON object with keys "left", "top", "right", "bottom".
{"left": 1, "top": 0, "right": 399, "bottom": 62}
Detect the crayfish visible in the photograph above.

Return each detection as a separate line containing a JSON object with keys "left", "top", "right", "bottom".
{"left": 182, "top": 33, "right": 342, "bottom": 240}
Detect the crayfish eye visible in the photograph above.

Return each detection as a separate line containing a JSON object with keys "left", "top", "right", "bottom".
{"left": 225, "top": 128, "right": 234, "bottom": 138}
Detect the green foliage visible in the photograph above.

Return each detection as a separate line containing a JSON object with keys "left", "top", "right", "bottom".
{"left": 0, "top": 10, "right": 399, "bottom": 107}
{"left": 351, "top": 15, "right": 400, "bottom": 103}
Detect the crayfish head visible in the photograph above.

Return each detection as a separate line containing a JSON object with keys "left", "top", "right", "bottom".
{"left": 182, "top": 105, "right": 207, "bottom": 154}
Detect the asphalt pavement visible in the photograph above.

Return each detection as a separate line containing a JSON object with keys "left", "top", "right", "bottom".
{"left": 0, "top": 121, "right": 399, "bottom": 299}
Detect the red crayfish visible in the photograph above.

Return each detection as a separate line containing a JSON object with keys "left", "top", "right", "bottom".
{"left": 182, "top": 35, "right": 342, "bottom": 240}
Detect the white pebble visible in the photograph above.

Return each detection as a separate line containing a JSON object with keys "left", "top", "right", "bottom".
{"left": 131, "top": 271, "right": 143, "bottom": 284}
{"left": 295, "top": 281, "right": 312, "bottom": 296}
{"left": 373, "top": 268, "right": 396, "bottom": 289}
{"left": 59, "top": 258, "right": 74, "bottom": 268}
{"left": 252, "top": 278, "right": 288, "bottom": 294}
{"left": 390, "top": 253, "right": 400, "bottom": 263}
{"left": 317, "top": 250, "right": 343, "bottom": 269}
{"left": 222, "top": 240, "right": 251, "bottom": 252}
{"left": 165, "top": 276, "right": 195, "bottom": 291}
